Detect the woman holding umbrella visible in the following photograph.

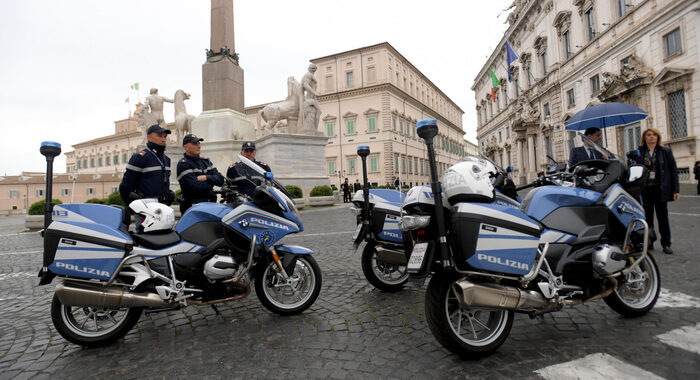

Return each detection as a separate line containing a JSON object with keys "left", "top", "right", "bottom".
{"left": 629, "top": 128, "right": 680, "bottom": 255}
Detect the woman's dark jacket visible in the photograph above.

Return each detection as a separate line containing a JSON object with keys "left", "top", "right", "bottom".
{"left": 631, "top": 145, "right": 679, "bottom": 201}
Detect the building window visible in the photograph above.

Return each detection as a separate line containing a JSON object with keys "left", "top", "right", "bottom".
{"left": 585, "top": 7, "right": 596, "bottom": 42}
{"left": 498, "top": 131, "right": 502, "bottom": 142}
{"left": 86, "top": 188, "right": 95, "bottom": 196}
{"left": 616, "top": 0, "right": 628, "bottom": 18}
{"left": 540, "top": 51, "right": 547, "bottom": 76}
{"left": 9, "top": 190, "right": 19, "bottom": 199}
{"left": 327, "top": 160, "right": 336, "bottom": 176}
{"left": 105, "top": 155, "right": 110, "bottom": 166}
{"left": 114, "top": 155, "right": 119, "bottom": 165}
{"left": 514, "top": 78, "right": 520, "bottom": 97}
{"left": 388, "top": 67, "right": 392, "bottom": 83}
{"left": 408, "top": 157, "right": 413, "bottom": 174}
{"left": 506, "top": 126, "right": 510, "bottom": 138}
{"left": 526, "top": 67, "right": 532, "bottom": 88}
{"left": 567, "top": 89, "right": 575, "bottom": 107}
{"left": 664, "top": 28, "right": 682, "bottom": 58}
{"left": 36, "top": 189, "right": 44, "bottom": 197}
{"left": 590, "top": 74, "right": 600, "bottom": 95}
{"left": 61, "top": 189, "right": 70, "bottom": 196}
{"left": 122, "top": 154, "right": 127, "bottom": 164}
{"left": 503, "top": 86, "right": 508, "bottom": 105}
{"left": 678, "top": 167, "right": 690, "bottom": 182}
{"left": 563, "top": 30, "right": 571, "bottom": 59}
{"left": 76, "top": 161, "right": 81, "bottom": 169}
{"left": 394, "top": 155, "right": 399, "bottom": 174}
{"left": 414, "top": 157, "right": 418, "bottom": 173}
{"left": 367, "top": 66, "right": 376, "bottom": 83}
{"left": 368, "top": 117, "right": 377, "bottom": 132}
{"left": 346, "top": 119, "right": 355, "bottom": 135}
{"left": 543, "top": 103, "right": 550, "bottom": 117}
{"left": 326, "top": 122, "right": 334, "bottom": 137}
{"left": 346, "top": 71, "right": 354, "bottom": 87}
{"left": 90, "top": 158, "right": 95, "bottom": 168}
{"left": 369, "top": 157, "right": 378, "bottom": 172}
{"left": 392, "top": 117, "right": 397, "bottom": 131}
{"left": 348, "top": 158, "right": 356, "bottom": 175}
{"left": 402, "top": 156, "right": 406, "bottom": 174}
{"left": 98, "top": 157, "right": 102, "bottom": 167}
{"left": 668, "top": 89, "right": 687, "bottom": 140}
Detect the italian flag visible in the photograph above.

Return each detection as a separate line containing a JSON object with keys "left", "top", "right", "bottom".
{"left": 130, "top": 82, "right": 139, "bottom": 90}
{"left": 489, "top": 69, "right": 500, "bottom": 102}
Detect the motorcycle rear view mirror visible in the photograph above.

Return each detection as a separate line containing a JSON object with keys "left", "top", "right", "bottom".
{"left": 628, "top": 166, "right": 644, "bottom": 183}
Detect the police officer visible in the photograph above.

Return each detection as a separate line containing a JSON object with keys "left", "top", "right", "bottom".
{"left": 226, "top": 141, "right": 271, "bottom": 197}
{"left": 119, "top": 124, "right": 175, "bottom": 206}
{"left": 176, "top": 134, "right": 224, "bottom": 213}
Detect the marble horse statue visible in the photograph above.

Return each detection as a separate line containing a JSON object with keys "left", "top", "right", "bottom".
{"left": 174, "top": 89, "right": 195, "bottom": 143}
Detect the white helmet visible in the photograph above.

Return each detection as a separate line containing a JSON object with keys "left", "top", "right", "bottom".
{"left": 129, "top": 199, "right": 175, "bottom": 233}
{"left": 442, "top": 158, "right": 496, "bottom": 205}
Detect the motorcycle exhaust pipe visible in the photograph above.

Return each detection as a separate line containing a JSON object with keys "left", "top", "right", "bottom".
{"left": 56, "top": 282, "right": 172, "bottom": 309}
{"left": 375, "top": 247, "right": 408, "bottom": 265}
{"left": 452, "top": 279, "right": 556, "bottom": 312}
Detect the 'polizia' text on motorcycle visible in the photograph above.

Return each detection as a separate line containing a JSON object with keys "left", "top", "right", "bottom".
{"left": 400, "top": 120, "right": 658, "bottom": 357}
{"left": 37, "top": 143, "right": 322, "bottom": 348}
{"left": 350, "top": 146, "right": 408, "bottom": 291}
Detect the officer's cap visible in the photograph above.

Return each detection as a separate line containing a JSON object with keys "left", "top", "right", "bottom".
{"left": 147, "top": 124, "right": 171, "bottom": 135}
{"left": 241, "top": 141, "right": 256, "bottom": 151}
{"left": 182, "top": 134, "right": 204, "bottom": 146}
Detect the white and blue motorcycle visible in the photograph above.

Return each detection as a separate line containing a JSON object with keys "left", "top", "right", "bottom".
{"left": 400, "top": 120, "right": 659, "bottom": 358}
{"left": 37, "top": 143, "right": 321, "bottom": 348}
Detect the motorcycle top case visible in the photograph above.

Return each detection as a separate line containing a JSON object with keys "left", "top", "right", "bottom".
{"left": 450, "top": 202, "right": 542, "bottom": 275}
{"left": 44, "top": 204, "right": 132, "bottom": 281}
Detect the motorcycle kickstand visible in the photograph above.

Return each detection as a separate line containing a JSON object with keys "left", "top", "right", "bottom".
{"left": 211, "top": 304, "right": 226, "bottom": 322}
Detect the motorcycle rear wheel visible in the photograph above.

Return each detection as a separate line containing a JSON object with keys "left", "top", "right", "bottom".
{"left": 604, "top": 253, "right": 660, "bottom": 317}
{"left": 255, "top": 255, "right": 322, "bottom": 316}
{"left": 425, "top": 272, "right": 514, "bottom": 358}
{"left": 51, "top": 294, "right": 143, "bottom": 348}
{"left": 361, "top": 242, "right": 408, "bottom": 292}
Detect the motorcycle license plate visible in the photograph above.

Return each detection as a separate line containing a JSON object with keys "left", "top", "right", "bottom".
{"left": 352, "top": 223, "right": 363, "bottom": 241}
{"left": 407, "top": 242, "right": 429, "bottom": 271}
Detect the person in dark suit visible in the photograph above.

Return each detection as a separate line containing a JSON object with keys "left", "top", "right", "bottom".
{"left": 353, "top": 179, "right": 361, "bottom": 193}
{"left": 629, "top": 128, "right": 680, "bottom": 254}
{"left": 568, "top": 127, "right": 608, "bottom": 167}
{"left": 694, "top": 161, "right": 700, "bottom": 195}
{"left": 341, "top": 178, "right": 351, "bottom": 203}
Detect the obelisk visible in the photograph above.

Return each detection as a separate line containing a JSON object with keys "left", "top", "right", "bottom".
{"left": 192, "top": 0, "right": 254, "bottom": 175}
{"left": 202, "top": 0, "right": 243, "bottom": 111}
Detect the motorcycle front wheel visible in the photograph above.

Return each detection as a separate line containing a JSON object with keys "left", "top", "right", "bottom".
{"left": 361, "top": 242, "right": 408, "bottom": 292}
{"left": 604, "top": 253, "right": 660, "bottom": 317}
{"left": 255, "top": 255, "right": 322, "bottom": 316}
{"left": 50, "top": 294, "right": 143, "bottom": 348}
{"left": 425, "top": 272, "right": 514, "bottom": 358}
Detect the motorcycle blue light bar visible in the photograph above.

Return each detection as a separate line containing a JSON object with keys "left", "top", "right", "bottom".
{"left": 417, "top": 119, "right": 437, "bottom": 129}
{"left": 41, "top": 141, "right": 61, "bottom": 149}
{"left": 265, "top": 172, "right": 274, "bottom": 180}
{"left": 357, "top": 145, "right": 369, "bottom": 152}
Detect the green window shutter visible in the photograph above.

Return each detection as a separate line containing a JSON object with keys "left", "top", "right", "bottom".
{"left": 328, "top": 161, "right": 336, "bottom": 176}
{"left": 348, "top": 159, "right": 356, "bottom": 174}
{"left": 368, "top": 117, "right": 376, "bottom": 132}
{"left": 392, "top": 117, "right": 397, "bottom": 131}
{"left": 347, "top": 120, "right": 355, "bottom": 134}
{"left": 370, "top": 157, "right": 378, "bottom": 172}
{"left": 326, "top": 122, "right": 334, "bottom": 137}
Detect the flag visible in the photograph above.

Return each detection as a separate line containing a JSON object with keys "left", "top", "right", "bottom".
{"left": 130, "top": 82, "right": 139, "bottom": 91}
{"left": 489, "top": 69, "right": 500, "bottom": 102}
{"left": 505, "top": 41, "right": 519, "bottom": 82}
{"left": 124, "top": 97, "right": 129, "bottom": 103}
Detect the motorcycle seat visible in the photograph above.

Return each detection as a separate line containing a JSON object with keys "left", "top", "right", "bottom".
{"left": 131, "top": 230, "right": 181, "bottom": 249}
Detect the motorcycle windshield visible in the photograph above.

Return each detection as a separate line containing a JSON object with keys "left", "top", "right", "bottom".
{"left": 575, "top": 133, "right": 621, "bottom": 163}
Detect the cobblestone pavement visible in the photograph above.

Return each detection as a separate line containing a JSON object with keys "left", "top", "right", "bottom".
{"left": 0, "top": 198, "right": 699, "bottom": 379}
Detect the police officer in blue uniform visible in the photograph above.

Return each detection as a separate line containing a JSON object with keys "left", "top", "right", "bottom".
{"left": 226, "top": 141, "right": 271, "bottom": 197}
{"left": 119, "top": 124, "right": 175, "bottom": 206}
{"left": 176, "top": 134, "right": 224, "bottom": 213}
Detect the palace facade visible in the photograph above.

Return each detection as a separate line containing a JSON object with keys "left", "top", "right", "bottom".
{"left": 474, "top": 0, "right": 699, "bottom": 184}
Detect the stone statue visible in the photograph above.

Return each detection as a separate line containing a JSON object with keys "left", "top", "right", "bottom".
{"left": 601, "top": 72, "right": 621, "bottom": 91}
{"left": 173, "top": 89, "right": 195, "bottom": 143}
{"left": 259, "top": 63, "right": 321, "bottom": 135}
{"left": 143, "top": 88, "right": 173, "bottom": 126}
{"left": 260, "top": 77, "right": 302, "bottom": 132}
{"left": 299, "top": 64, "right": 321, "bottom": 134}
{"left": 519, "top": 98, "right": 540, "bottom": 124}
{"left": 620, "top": 55, "right": 653, "bottom": 82}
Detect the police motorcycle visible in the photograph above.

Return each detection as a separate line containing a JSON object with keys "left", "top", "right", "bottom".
{"left": 399, "top": 120, "right": 658, "bottom": 357}
{"left": 37, "top": 142, "right": 322, "bottom": 348}
{"left": 350, "top": 146, "right": 408, "bottom": 291}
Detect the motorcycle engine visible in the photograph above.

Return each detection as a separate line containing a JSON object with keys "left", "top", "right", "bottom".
{"left": 592, "top": 244, "right": 627, "bottom": 276}
{"left": 203, "top": 255, "right": 238, "bottom": 280}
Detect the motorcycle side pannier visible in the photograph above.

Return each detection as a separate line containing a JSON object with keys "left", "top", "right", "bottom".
{"left": 370, "top": 203, "right": 402, "bottom": 244}
{"left": 44, "top": 204, "right": 132, "bottom": 281}
{"left": 450, "top": 202, "right": 542, "bottom": 275}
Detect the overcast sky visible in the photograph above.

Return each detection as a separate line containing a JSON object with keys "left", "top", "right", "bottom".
{"left": 0, "top": 0, "right": 512, "bottom": 175}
